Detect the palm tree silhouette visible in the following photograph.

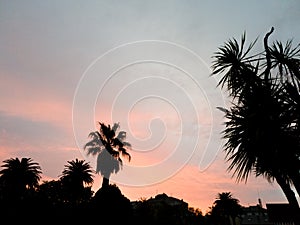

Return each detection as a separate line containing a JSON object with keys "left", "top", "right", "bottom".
{"left": 211, "top": 192, "right": 242, "bottom": 225}
{"left": 212, "top": 27, "right": 300, "bottom": 212}
{"left": 0, "top": 157, "right": 42, "bottom": 200}
{"left": 59, "top": 158, "right": 94, "bottom": 204}
{"left": 84, "top": 122, "right": 131, "bottom": 188}
{"left": 60, "top": 158, "right": 94, "bottom": 188}
{"left": 268, "top": 39, "right": 300, "bottom": 197}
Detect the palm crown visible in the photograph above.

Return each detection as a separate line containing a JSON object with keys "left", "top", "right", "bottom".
{"left": 84, "top": 122, "right": 131, "bottom": 187}
{"left": 60, "top": 158, "right": 94, "bottom": 188}
{"left": 0, "top": 157, "right": 42, "bottom": 199}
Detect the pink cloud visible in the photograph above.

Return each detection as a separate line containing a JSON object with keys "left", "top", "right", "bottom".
{"left": 0, "top": 73, "right": 72, "bottom": 128}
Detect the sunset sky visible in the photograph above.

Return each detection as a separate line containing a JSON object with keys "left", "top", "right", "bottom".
{"left": 1, "top": 0, "right": 300, "bottom": 212}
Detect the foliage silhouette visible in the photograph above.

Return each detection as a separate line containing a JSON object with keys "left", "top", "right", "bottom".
{"left": 59, "top": 158, "right": 94, "bottom": 205}
{"left": 90, "top": 184, "right": 132, "bottom": 224}
{"left": 84, "top": 122, "right": 131, "bottom": 188}
{"left": 0, "top": 156, "right": 248, "bottom": 225}
{"left": 0, "top": 157, "right": 42, "bottom": 223}
{"left": 212, "top": 27, "right": 300, "bottom": 219}
{"left": 0, "top": 156, "right": 206, "bottom": 224}
{"left": 0, "top": 157, "right": 42, "bottom": 201}
{"left": 208, "top": 192, "right": 243, "bottom": 225}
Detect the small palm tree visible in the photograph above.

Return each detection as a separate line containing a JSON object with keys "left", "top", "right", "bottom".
{"left": 0, "top": 157, "right": 42, "bottom": 200}
{"left": 59, "top": 158, "right": 94, "bottom": 204}
{"left": 84, "top": 122, "right": 131, "bottom": 188}
{"left": 211, "top": 192, "right": 242, "bottom": 225}
{"left": 60, "top": 158, "right": 94, "bottom": 188}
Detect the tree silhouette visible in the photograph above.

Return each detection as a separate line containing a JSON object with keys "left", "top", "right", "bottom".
{"left": 84, "top": 122, "right": 131, "bottom": 188}
{"left": 0, "top": 157, "right": 42, "bottom": 200}
{"left": 37, "top": 179, "right": 66, "bottom": 207}
{"left": 212, "top": 27, "right": 300, "bottom": 214}
{"left": 209, "top": 192, "right": 242, "bottom": 225}
{"left": 268, "top": 39, "right": 300, "bottom": 198}
{"left": 91, "top": 184, "right": 132, "bottom": 224}
{"left": 59, "top": 158, "right": 94, "bottom": 205}
{"left": 60, "top": 158, "right": 94, "bottom": 188}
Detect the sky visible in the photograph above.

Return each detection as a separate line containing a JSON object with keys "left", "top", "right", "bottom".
{"left": 1, "top": 0, "right": 300, "bottom": 213}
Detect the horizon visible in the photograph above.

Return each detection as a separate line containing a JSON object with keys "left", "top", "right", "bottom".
{"left": 32, "top": 156, "right": 272, "bottom": 213}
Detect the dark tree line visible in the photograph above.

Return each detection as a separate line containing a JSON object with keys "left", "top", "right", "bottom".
{"left": 0, "top": 156, "right": 226, "bottom": 225}
{"left": 0, "top": 121, "right": 136, "bottom": 224}
{"left": 0, "top": 122, "right": 205, "bottom": 224}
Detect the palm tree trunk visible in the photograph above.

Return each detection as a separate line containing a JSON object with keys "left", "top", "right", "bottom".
{"left": 276, "top": 175, "right": 299, "bottom": 208}
{"left": 291, "top": 177, "right": 300, "bottom": 225}
{"left": 290, "top": 173, "right": 300, "bottom": 199}
{"left": 276, "top": 175, "right": 300, "bottom": 225}
{"left": 102, "top": 176, "right": 109, "bottom": 188}
{"left": 229, "top": 215, "right": 234, "bottom": 225}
